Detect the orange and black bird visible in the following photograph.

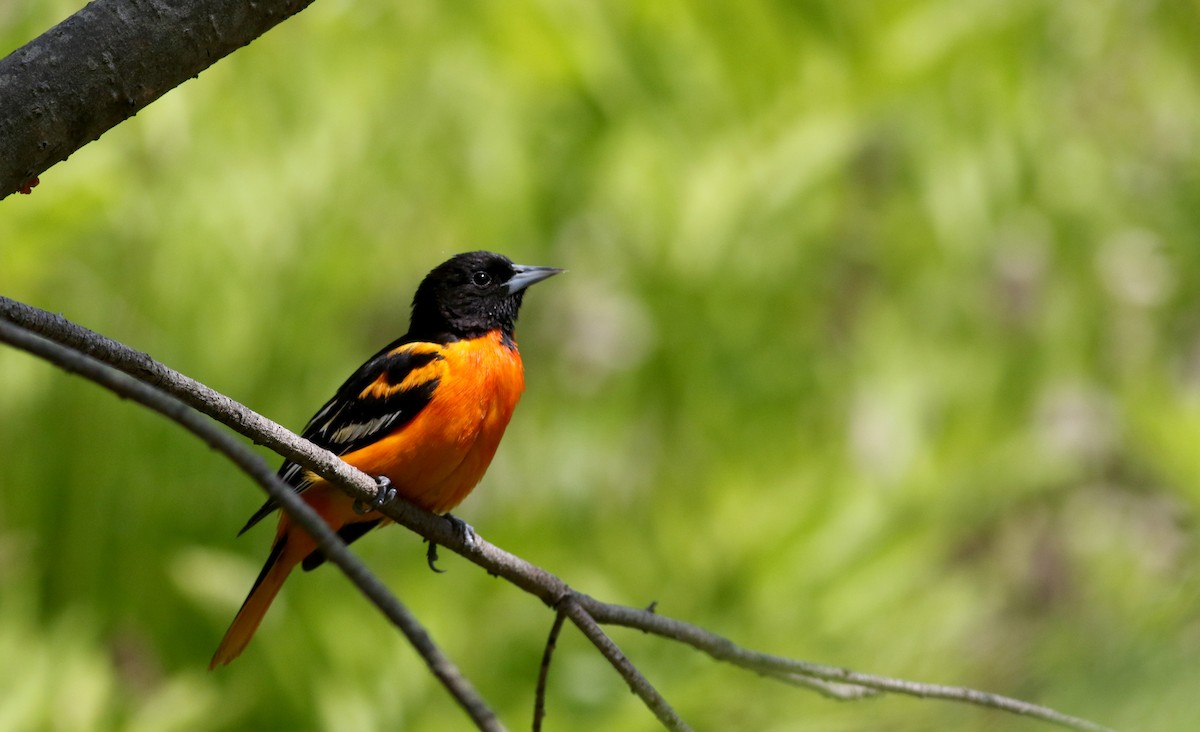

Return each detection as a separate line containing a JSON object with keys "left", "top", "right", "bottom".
{"left": 210, "top": 251, "right": 561, "bottom": 668}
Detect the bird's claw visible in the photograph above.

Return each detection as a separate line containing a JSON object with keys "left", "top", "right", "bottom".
{"left": 425, "top": 513, "right": 478, "bottom": 573}
{"left": 426, "top": 540, "right": 445, "bottom": 573}
{"left": 353, "top": 476, "right": 396, "bottom": 515}
{"left": 444, "top": 512, "right": 478, "bottom": 549}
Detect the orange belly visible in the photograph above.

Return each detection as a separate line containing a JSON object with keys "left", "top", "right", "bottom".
{"left": 339, "top": 330, "right": 525, "bottom": 514}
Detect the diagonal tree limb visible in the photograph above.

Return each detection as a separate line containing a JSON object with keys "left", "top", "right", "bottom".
{"left": 0, "top": 318, "right": 505, "bottom": 732}
{"left": 0, "top": 296, "right": 1117, "bottom": 732}
{"left": 0, "top": 295, "right": 384, "bottom": 509}
{"left": 0, "top": 0, "right": 318, "bottom": 200}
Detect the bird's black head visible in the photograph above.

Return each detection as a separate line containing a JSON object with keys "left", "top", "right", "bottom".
{"left": 408, "top": 251, "right": 562, "bottom": 342}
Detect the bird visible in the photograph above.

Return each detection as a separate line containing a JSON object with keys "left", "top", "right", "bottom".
{"left": 209, "top": 250, "right": 562, "bottom": 668}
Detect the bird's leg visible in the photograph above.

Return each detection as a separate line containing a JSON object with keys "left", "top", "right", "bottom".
{"left": 353, "top": 476, "right": 397, "bottom": 515}
{"left": 425, "top": 513, "right": 478, "bottom": 574}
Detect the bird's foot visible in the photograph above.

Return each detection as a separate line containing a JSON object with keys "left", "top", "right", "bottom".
{"left": 353, "top": 476, "right": 396, "bottom": 515}
{"left": 443, "top": 512, "right": 478, "bottom": 549}
{"left": 425, "top": 540, "right": 445, "bottom": 574}
{"left": 425, "top": 513, "right": 478, "bottom": 573}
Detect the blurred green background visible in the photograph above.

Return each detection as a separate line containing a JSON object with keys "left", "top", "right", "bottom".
{"left": 2, "top": 0, "right": 1199, "bottom": 730}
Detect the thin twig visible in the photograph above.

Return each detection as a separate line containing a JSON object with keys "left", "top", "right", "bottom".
{"left": 576, "top": 597, "right": 1116, "bottom": 732}
{"left": 559, "top": 597, "right": 692, "bottom": 732}
{"left": 761, "top": 670, "right": 883, "bottom": 700}
{"left": 0, "top": 297, "right": 1117, "bottom": 732}
{"left": 533, "top": 610, "right": 567, "bottom": 732}
{"left": 0, "top": 319, "right": 505, "bottom": 732}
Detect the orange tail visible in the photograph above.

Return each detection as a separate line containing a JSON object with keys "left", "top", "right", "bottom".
{"left": 209, "top": 534, "right": 298, "bottom": 669}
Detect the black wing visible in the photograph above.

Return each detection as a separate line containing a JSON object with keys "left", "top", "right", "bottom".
{"left": 236, "top": 338, "right": 444, "bottom": 535}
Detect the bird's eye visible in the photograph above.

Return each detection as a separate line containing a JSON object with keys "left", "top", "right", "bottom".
{"left": 471, "top": 271, "right": 492, "bottom": 288}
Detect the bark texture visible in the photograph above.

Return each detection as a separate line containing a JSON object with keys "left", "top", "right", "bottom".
{"left": 0, "top": 0, "right": 315, "bottom": 199}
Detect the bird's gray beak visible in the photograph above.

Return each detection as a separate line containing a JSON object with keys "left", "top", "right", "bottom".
{"left": 506, "top": 264, "right": 564, "bottom": 294}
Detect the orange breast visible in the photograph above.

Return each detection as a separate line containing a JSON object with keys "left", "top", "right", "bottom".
{"left": 341, "top": 331, "right": 525, "bottom": 514}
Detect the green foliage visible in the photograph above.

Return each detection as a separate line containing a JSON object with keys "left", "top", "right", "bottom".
{"left": 3, "top": 0, "right": 1200, "bottom": 729}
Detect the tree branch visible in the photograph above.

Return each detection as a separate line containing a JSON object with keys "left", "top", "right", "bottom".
{"left": 0, "top": 318, "right": 504, "bottom": 732}
{"left": 0, "top": 0, "right": 317, "bottom": 200}
{"left": 0, "top": 297, "right": 1117, "bottom": 732}
{"left": 0, "top": 296, "right": 387, "bottom": 511}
